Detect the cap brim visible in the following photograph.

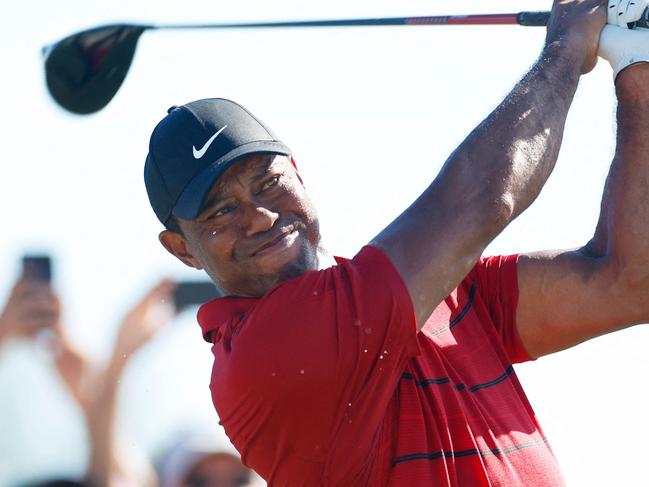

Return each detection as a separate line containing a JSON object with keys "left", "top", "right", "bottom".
{"left": 172, "top": 140, "right": 291, "bottom": 220}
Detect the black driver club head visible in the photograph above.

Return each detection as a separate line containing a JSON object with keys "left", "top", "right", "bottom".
{"left": 43, "top": 24, "right": 150, "bottom": 115}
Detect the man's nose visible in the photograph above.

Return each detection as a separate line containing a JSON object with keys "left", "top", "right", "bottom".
{"left": 243, "top": 204, "right": 279, "bottom": 237}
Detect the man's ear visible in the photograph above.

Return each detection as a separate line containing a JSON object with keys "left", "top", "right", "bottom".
{"left": 159, "top": 231, "right": 204, "bottom": 270}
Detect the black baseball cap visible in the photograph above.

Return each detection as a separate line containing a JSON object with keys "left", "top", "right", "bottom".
{"left": 144, "top": 98, "right": 291, "bottom": 225}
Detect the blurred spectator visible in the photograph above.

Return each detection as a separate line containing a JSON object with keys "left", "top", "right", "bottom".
{"left": 52, "top": 281, "right": 176, "bottom": 487}
{"left": 1, "top": 275, "right": 260, "bottom": 487}
{"left": 0, "top": 278, "right": 60, "bottom": 345}
{"left": 22, "top": 481, "right": 90, "bottom": 487}
{"left": 158, "top": 431, "right": 263, "bottom": 487}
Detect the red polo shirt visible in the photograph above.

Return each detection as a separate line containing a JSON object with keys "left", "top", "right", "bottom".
{"left": 198, "top": 245, "right": 565, "bottom": 486}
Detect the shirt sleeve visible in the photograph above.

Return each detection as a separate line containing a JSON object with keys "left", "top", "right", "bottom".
{"left": 209, "top": 245, "right": 420, "bottom": 483}
{"left": 468, "top": 254, "right": 533, "bottom": 364}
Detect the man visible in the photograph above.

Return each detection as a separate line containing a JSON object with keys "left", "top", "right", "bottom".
{"left": 143, "top": 0, "right": 649, "bottom": 484}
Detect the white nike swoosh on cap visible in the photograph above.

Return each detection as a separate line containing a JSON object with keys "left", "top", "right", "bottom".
{"left": 192, "top": 125, "right": 228, "bottom": 159}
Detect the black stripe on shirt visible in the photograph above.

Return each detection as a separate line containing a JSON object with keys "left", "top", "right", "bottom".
{"left": 449, "top": 282, "right": 476, "bottom": 329}
{"left": 401, "top": 372, "right": 450, "bottom": 386}
{"left": 392, "top": 437, "right": 549, "bottom": 466}
{"left": 401, "top": 365, "right": 514, "bottom": 394}
{"left": 428, "top": 282, "right": 476, "bottom": 337}
{"left": 468, "top": 365, "right": 514, "bottom": 392}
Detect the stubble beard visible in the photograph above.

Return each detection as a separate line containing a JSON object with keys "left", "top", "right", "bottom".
{"left": 251, "top": 229, "right": 320, "bottom": 296}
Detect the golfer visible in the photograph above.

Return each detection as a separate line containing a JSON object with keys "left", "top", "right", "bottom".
{"left": 143, "top": 0, "right": 649, "bottom": 484}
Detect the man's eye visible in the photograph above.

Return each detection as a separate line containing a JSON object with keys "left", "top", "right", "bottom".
{"left": 212, "top": 206, "right": 234, "bottom": 218}
{"left": 261, "top": 175, "right": 280, "bottom": 191}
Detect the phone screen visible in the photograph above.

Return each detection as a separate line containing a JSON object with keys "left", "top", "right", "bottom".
{"left": 174, "top": 281, "right": 220, "bottom": 311}
{"left": 22, "top": 255, "right": 52, "bottom": 282}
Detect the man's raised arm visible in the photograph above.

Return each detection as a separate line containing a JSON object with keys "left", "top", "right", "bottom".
{"left": 372, "top": 0, "right": 607, "bottom": 326}
{"left": 515, "top": 37, "right": 649, "bottom": 358}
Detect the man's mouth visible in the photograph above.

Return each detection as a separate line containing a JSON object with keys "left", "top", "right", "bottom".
{"left": 251, "top": 226, "right": 299, "bottom": 257}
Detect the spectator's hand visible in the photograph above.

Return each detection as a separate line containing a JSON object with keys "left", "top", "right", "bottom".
{"left": 113, "top": 280, "right": 175, "bottom": 363}
{"left": 545, "top": 0, "right": 609, "bottom": 74}
{"left": 0, "top": 279, "right": 61, "bottom": 344}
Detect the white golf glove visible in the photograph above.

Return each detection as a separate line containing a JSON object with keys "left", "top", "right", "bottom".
{"left": 607, "top": 0, "right": 648, "bottom": 28}
{"left": 599, "top": 24, "right": 649, "bottom": 79}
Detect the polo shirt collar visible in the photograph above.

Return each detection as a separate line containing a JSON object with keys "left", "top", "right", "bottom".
{"left": 197, "top": 296, "right": 257, "bottom": 342}
{"left": 197, "top": 255, "right": 345, "bottom": 342}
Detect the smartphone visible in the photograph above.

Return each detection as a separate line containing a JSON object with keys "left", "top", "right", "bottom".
{"left": 174, "top": 280, "right": 220, "bottom": 311}
{"left": 22, "top": 255, "right": 52, "bottom": 282}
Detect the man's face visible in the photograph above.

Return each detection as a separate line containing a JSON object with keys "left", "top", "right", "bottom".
{"left": 163, "top": 154, "right": 321, "bottom": 297}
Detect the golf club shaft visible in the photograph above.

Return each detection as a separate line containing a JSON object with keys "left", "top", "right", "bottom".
{"left": 150, "top": 12, "right": 551, "bottom": 31}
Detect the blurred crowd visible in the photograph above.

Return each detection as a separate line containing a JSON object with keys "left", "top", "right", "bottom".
{"left": 0, "top": 260, "right": 263, "bottom": 487}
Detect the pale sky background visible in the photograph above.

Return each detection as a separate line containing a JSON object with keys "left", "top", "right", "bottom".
{"left": 1, "top": 0, "right": 648, "bottom": 485}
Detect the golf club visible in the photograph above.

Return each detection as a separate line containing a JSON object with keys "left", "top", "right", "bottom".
{"left": 42, "top": 9, "right": 649, "bottom": 115}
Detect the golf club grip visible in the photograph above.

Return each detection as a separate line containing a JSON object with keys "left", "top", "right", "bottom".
{"left": 517, "top": 7, "right": 649, "bottom": 28}
{"left": 632, "top": 7, "right": 649, "bottom": 28}
{"left": 517, "top": 11, "right": 551, "bottom": 27}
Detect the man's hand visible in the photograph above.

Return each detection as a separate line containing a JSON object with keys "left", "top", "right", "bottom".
{"left": 599, "top": 23, "right": 649, "bottom": 78}
{"left": 0, "top": 279, "right": 60, "bottom": 344}
{"left": 545, "top": 0, "right": 608, "bottom": 74}
{"left": 607, "top": 0, "right": 648, "bottom": 27}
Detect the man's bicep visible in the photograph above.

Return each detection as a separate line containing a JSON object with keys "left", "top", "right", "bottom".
{"left": 516, "top": 248, "right": 640, "bottom": 358}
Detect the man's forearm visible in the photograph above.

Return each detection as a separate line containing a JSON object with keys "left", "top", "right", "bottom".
{"left": 432, "top": 43, "right": 582, "bottom": 234}
{"left": 376, "top": 46, "right": 585, "bottom": 324}
{"left": 372, "top": 1, "right": 606, "bottom": 325}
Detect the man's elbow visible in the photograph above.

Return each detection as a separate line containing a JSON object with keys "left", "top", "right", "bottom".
{"left": 616, "top": 261, "right": 649, "bottom": 308}
{"left": 600, "top": 255, "right": 649, "bottom": 321}
{"left": 477, "top": 191, "right": 517, "bottom": 239}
